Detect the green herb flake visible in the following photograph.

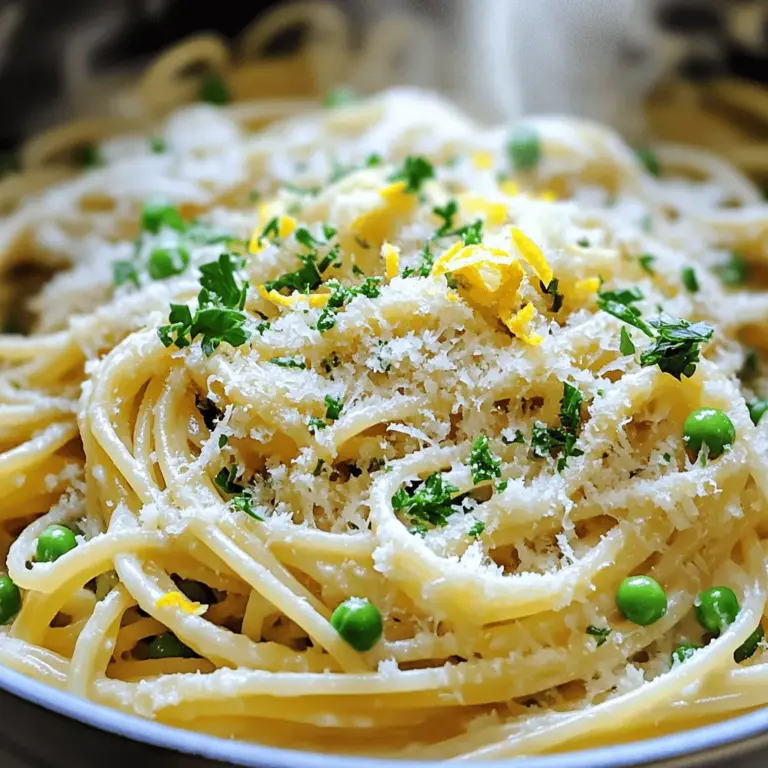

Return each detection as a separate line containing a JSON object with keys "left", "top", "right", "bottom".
{"left": 586, "top": 625, "right": 611, "bottom": 646}
{"left": 270, "top": 356, "right": 307, "bottom": 369}
{"left": 636, "top": 147, "right": 661, "bottom": 177}
{"left": 76, "top": 144, "right": 104, "bottom": 169}
{"left": 324, "top": 395, "right": 344, "bottom": 421}
{"left": 501, "top": 430, "right": 526, "bottom": 445}
{"left": 530, "top": 382, "right": 585, "bottom": 471}
{"left": 199, "top": 72, "right": 231, "bottom": 105}
{"left": 433, "top": 200, "right": 458, "bottom": 237}
{"left": 308, "top": 417, "right": 327, "bottom": 434}
{"left": 469, "top": 435, "right": 501, "bottom": 484}
{"left": 147, "top": 246, "right": 190, "bottom": 280}
{"left": 113, "top": 260, "right": 139, "bottom": 288}
{"left": 141, "top": 197, "right": 186, "bottom": 234}
{"left": 541, "top": 278, "right": 564, "bottom": 313}
{"left": 682, "top": 266, "right": 699, "bottom": 293}
{"left": 640, "top": 314, "right": 714, "bottom": 380}
{"left": 218, "top": 434, "right": 228, "bottom": 448}
{"left": 323, "top": 86, "right": 358, "bottom": 108}
{"left": 468, "top": 521, "right": 485, "bottom": 539}
{"left": 392, "top": 473, "right": 459, "bottom": 531}
{"left": 597, "top": 285, "right": 654, "bottom": 337}
{"left": 150, "top": 137, "right": 167, "bottom": 154}
{"left": 639, "top": 253, "right": 656, "bottom": 275}
{"left": 715, "top": 252, "right": 749, "bottom": 287}
{"left": 619, "top": 326, "right": 635, "bottom": 355}
{"left": 388, "top": 156, "right": 435, "bottom": 194}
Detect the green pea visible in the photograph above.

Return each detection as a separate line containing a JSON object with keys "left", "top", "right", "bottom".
{"left": 323, "top": 86, "right": 357, "bottom": 109}
{"left": 616, "top": 575, "right": 667, "bottom": 626}
{"left": 695, "top": 586, "right": 739, "bottom": 635}
{"left": 330, "top": 597, "right": 383, "bottom": 651}
{"left": 507, "top": 127, "right": 541, "bottom": 171}
{"left": 141, "top": 198, "right": 185, "bottom": 234}
{"left": 147, "top": 247, "right": 190, "bottom": 280}
{"left": 735, "top": 625, "right": 764, "bottom": 663}
{"left": 199, "top": 72, "right": 231, "bottom": 105}
{"left": 0, "top": 575, "right": 21, "bottom": 624}
{"left": 36, "top": 525, "right": 78, "bottom": 563}
{"left": 147, "top": 633, "right": 195, "bottom": 659}
{"left": 683, "top": 408, "right": 735, "bottom": 459}
{"left": 671, "top": 642, "right": 699, "bottom": 665}
{"left": 749, "top": 400, "right": 768, "bottom": 426}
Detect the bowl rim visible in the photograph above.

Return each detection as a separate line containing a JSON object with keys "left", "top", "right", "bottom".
{"left": 1, "top": 662, "right": 767, "bottom": 767}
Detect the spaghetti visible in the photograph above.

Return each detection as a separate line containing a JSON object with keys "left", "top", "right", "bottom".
{"left": 0, "top": 20, "right": 768, "bottom": 762}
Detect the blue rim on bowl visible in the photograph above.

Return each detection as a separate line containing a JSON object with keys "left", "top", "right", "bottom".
{"left": 1, "top": 662, "right": 768, "bottom": 767}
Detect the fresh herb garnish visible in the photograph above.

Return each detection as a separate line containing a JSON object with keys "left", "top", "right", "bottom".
{"left": 141, "top": 198, "right": 185, "bottom": 234}
{"left": 469, "top": 435, "right": 501, "bottom": 484}
{"left": 501, "top": 429, "right": 526, "bottom": 445}
{"left": 150, "top": 137, "right": 167, "bottom": 154}
{"left": 453, "top": 219, "right": 483, "bottom": 246}
{"left": 76, "top": 144, "right": 103, "bottom": 168}
{"left": 324, "top": 395, "right": 344, "bottom": 420}
{"left": 433, "top": 200, "right": 458, "bottom": 236}
{"left": 113, "top": 260, "right": 139, "bottom": 288}
{"left": 392, "top": 473, "right": 459, "bottom": 531}
{"left": 596, "top": 286, "right": 654, "bottom": 337}
{"left": 147, "top": 246, "right": 190, "bottom": 280}
{"left": 640, "top": 314, "right": 714, "bottom": 379}
{"left": 199, "top": 72, "right": 231, "bottom": 105}
{"left": 714, "top": 252, "right": 749, "bottom": 287}
{"left": 315, "top": 277, "right": 382, "bottom": 332}
{"left": 323, "top": 86, "right": 358, "bottom": 108}
{"left": 215, "top": 464, "right": 262, "bottom": 520}
{"left": 402, "top": 242, "right": 434, "bottom": 279}
{"left": 682, "top": 266, "right": 699, "bottom": 293}
{"left": 263, "top": 227, "right": 337, "bottom": 295}
{"left": 636, "top": 147, "right": 661, "bottom": 177}
{"left": 270, "top": 356, "right": 307, "bottom": 369}
{"left": 468, "top": 521, "right": 485, "bottom": 539}
{"left": 619, "top": 327, "right": 635, "bottom": 355}
{"left": 496, "top": 480, "right": 508, "bottom": 492}
{"left": 388, "top": 156, "right": 435, "bottom": 194}
{"left": 530, "top": 382, "right": 584, "bottom": 471}
{"left": 586, "top": 625, "right": 611, "bottom": 646}
{"left": 541, "top": 278, "right": 564, "bottom": 313}
{"left": 639, "top": 254, "right": 656, "bottom": 275}
{"left": 218, "top": 434, "right": 228, "bottom": 448}
{"left": 308, "top": 417, "right": 327, "bottom": 434}
{"left": 157, "top": 253, "right": 249, "bottom": 356}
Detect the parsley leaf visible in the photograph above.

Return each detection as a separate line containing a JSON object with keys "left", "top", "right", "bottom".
{"left": 530, "top": 382, "right": 584, "bottom": 471}
{"left": 597, "top": 286, "right": 654, "bottom": 337}
{"left": 586, "top": 625, "right": 611, "bottom": 646}
{"left": 113, "top": 260, "right": 139, "bottom": 288}
{"left": 324, "top": 395, "right": 343, "bottom": 420}
{"left": 199, "top": 253, "right": 247, "bottom": 309}
{"left": 433, "top": 200, "right": 458, "bottom": 236}
{"left": 639, "top": 253, "right": 655, "bottom": 274}
{"left": 270, "top": 356, "right": 306, "bottom": 369}
{"left": 453, "top": 219, "right": 483, "bottom": 246}
{"left": 469, "top": 435, "right": 501, "bottom": 484}
{"left": 501, "top": 429, "right": 526, "bottom": 445}
{"left": 308, "top": 417, "right": 327, "bottom": 434}
{"left": 559, "top": 383, "right": 583, "bottom": 433}
{"left": 76, "top": 144, "right": 103, "bottom": 168}
{"left": 402, "top": 242, "right": 434, "bottom": 279}
{"left": 541, "top": 278, "right": 564, "bottom": 313}
{"left": 636, "top": 147, "right": 661, "bottom": 177}
{"left": 323, "top": 86, "right": 357, "bottom": 108}
{"left": 263, "top": 227, "right": 337, "bottom": 295}
{"left": 215, "top": 464, "right": 263, "bottom": 520}
{"left": 392, "top": 473, "right": 459, "bottom": 531}
{"left": 150, "top": 137, "right": 167, "bottom": 154}
{"left": 147, "top": 246, "right": 190, "bottom": 280}
{"left": 714, "top": 252, "right": 749, "bottom": 287}
{"left": 389, "top": 156, "right": 435, "bottom": 194}
{"left": 640, "top": 314, "right": 714, "bottom": 380}
{"left": 620, "top": 327, "right": 635, "bottom": 355}
{"left": 199, "top": 72, "right": 231, "bottom": 105}
{"left": 682, "top": 266, "right": 699, "bottom": 293}
{"left": 141, "top": 198, "right": 185, "bottom": 234}
{"left": 316, "top": 277, "right": 382, "bottom": 332}
{"left": 468, "top": 521, "right": 485, "bottom": 539}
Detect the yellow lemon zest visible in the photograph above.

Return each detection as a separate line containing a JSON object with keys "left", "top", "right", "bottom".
{"left": 539, "top": 190, "right": 558, "bottom": 202}
{"left": 575, "top": 277, "right": 601, "bottom": 295}
{"left": 155, "top": 591, "right": 207, "bottom": 616}
{"left": 458, "top": 193, "right": 508, "bottom": 228}
{"left": 500, "top": 302, "right": 543, "bottom": 345}
{"left": 382, "top": 242, "right": 400, "bottom": 279}
{"left": 510, "top": 227, "right": 553, "bottom": 286}
{"left": 258, "top": 285, "right": 330, "bottom": 309}
{"left": 471, "top": 151, "right": 495, "bottom": 171}
{"left": 499, "top": 180, "right": 520, "bottom": 197}
{"left": 350, "top": 182, "right": 417, "bottom": 245}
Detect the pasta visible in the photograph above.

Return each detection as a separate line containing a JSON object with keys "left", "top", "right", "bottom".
{"left": 2, "top": 14, "right": 768, "bottom": 761}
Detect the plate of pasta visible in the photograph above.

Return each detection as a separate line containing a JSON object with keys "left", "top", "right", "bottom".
{"left": 3, "top": 33, "right": 768, "bottom": 765}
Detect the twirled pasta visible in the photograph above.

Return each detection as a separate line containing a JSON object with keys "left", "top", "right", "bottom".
{"left": 0, "top": 48, "right": 767, "bottom": 761}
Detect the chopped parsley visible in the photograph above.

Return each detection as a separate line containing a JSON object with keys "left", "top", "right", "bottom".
{"left": 501, "top": 430, "right": 526, "bottom": 445}
{"left": 530, "top": 382, "right": 584, "bottom": 472}
{"left": 433, "top": 200, "right": 458, "bottom": 236}
{"left": 391, "top": 473, "right": 459, "bottom": 531}
{"left": 388, "top": 156, "right": 435, "bottom": 194}
{"left": 496, "top": 480, "right": 508, "bottom": 492}
{"left": 313, "top": 459, "right": 325, "bottom": 476}
{"left": 316, "top": 277, "right": 382, "bottom": 332}
{"left": 141, "top": 198, "right": 185, "bottom": 234}
{"left": 147, "top": 246, "right": 190, "bottom": 280}
{"left": 636, "top": 147, "right": 661, "bottom": 177}
{"left": 113, "top": 260, "right": 139, "bottom": 288}
{"left": 541, "top": 278, "right": 564, "bottom": 313}
{"left": 507, "top": 126, "right": 541, "bottom": 171}
{"left": 324, "top": 395, "right": 344, "bottom": 420}
{"left": 215, "top": 464, "right": 262, "bottom": 520}
{"left": 157, "top": 254, "right": 249, "bottom": 356}
{"left": 150, "top": 137, "right": 167, "bottom": 154}
{"left": 270, "top": 356, "right": 307, "bottom": 369}
{"left": 586, "top": 625, "right": 611, "bottom": 646}
{"left": 682, "top": 266, "right": 699, "bottom": 293}
{"left": 640, "top": 314, "right": 714, "bottom": 380}
{"left": 468, "top": 521, "right": 485, "bottom": 539}
{"left": 454, "top": 219, "right": 483, "bottom": 246}
{"left": 469, "top": 435, "right": 501, "bottom": 484}
{"left": 76, "top": 144, "right": 103, "bottom": 168}
{"left": 619, "top": 327, "right": 635, "bottom": 355}
{"left": 596, "top": 286, "right": 654, "bottom": 337}
{"left": 323, "top": 86, "right": 357, "bottom": 108}
{"left": 639, "top": 253, "right": 656, "bottom": 274}
{"left": 263, "top": 226, "right": 337, "bottom": 295}
{"left": 308, "top": 417, "right": 327, "bottom": 434}
{"left": 199, "top": 72, "right": 231, "bottom": 105}
{"left": 402, "top": 242, "right": 434, "bottom": 279}
{"left": 218, "top": 434, "right": 228, "bottom": 448}
{"left": 714, "top": 252, "right": 749, "bottom": 287}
